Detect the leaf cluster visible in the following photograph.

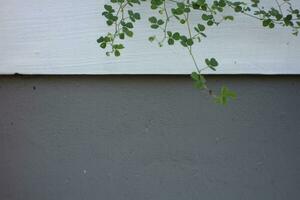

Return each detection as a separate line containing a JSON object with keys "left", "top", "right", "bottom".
{"left": 98, "top": 0, "right": 300, "bottom": 104}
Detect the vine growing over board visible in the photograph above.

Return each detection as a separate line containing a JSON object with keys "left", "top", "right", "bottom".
{"left": 97, "top": 0, "right": 300, "bottom": 104}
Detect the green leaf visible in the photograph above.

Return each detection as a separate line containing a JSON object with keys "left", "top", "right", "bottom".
{"left": 114, "top": 50, "right": 120, "bottom": 57}
{"left": 191, "top": 72, "right": 206, "bottom": 89}
{"left": 173, "top": 32, "right": 180, "bottom": 40}
{"left": 168, "top": 38, "right": 175, "bottom": 45}
{"left": 215, "top": 86, "right": 236, "bottom": 105}
{"left": 186, "top": 39, "right": 194, "bottom": 46}
{"left": 197, "top": 24, "right": 206, "bottom": 32}
{"left": 157, "top": 19, "right": 164, "bottom": 25}
{"left": 134, "top": 13, "right": 141, "bottom": 20}
{"left": 224, "top": 16, "right": 234, "bottom": 21}
{"left": 123, "top": 27, "right": 133, "bottom": 37}
{"left": 100, "top": 42, "right": 106, "bottom": 49}
{"left": 210, "top": 58, "right": 218, "bottom": 67}
{"left": 149, "top": 16, "right": 157, "bottom": 23}
{"left": 150, "top": 24, "right": 159, "bottom": 29}
{"left": 119, "top": 33, "right": 125, "bottom": 40}
{"left": 148, "top": 36, "right": 156, "bottom": 42}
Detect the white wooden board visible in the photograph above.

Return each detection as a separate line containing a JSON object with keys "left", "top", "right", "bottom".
{"left": 0, "top": 0, "right": 300, "bottom": 74}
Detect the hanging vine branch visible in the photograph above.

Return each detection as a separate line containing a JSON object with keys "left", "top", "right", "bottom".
{"left": 97, "top": 0, "right": 300, "bottom": 104}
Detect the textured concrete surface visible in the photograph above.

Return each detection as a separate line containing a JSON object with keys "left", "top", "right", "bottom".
{"left": 0, "top": 76, "right": 300, "bottom": 200}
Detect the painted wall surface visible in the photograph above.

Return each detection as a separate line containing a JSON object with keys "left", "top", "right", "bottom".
{"left": 0, "top": 76, "right": 299, "bottom": 199}
{"left": 1, "top": 0, "right": 300, "bottom": 74}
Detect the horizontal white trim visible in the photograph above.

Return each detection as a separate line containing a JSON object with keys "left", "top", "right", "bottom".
{"left": 1, "top": 0, "right": 300, "bottom": 74}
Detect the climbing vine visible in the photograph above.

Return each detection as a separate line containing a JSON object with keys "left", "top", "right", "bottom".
{"left": 97, "top": 0, "right": 300, "bottom": 104}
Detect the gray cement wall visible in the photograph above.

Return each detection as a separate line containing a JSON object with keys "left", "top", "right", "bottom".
{"left": 0, "top": 76, "right": 299, "bottom": 200}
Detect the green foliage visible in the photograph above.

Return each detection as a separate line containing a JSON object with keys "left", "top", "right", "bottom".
{"left": 215, "top": 86, "right": 237, "bottom": 105}
{"left": 98, "top": 0, "right": 300, "bottom": 104}
{"left": 191, "top": 72, "right": 206, "bottom": 89}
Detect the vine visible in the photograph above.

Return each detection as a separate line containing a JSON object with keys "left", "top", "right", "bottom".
{"left": 98, "top": 0, "right": 300, "bottom": 104}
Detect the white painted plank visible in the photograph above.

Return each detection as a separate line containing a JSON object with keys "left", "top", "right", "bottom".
{"left": 0, "top": 0, "right": 300, "bottom": 74}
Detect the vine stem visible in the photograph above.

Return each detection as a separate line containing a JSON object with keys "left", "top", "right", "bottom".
{"left": 183, "top": 8, "right": 216, "bottom": 98}
{"left": 100, "top": 0, "right": 300, "bottom": 101}
{"left": 159, "top": 0, "right": 171, "bottom": 44}
{"left": 184, "top": 12, "right": 201, "bottom": 73}
{"left": 109, "top": 2, "right": 128, "bottom": 54}
{"left": 275, "top": 0, "right": 283, "bottom": 15}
